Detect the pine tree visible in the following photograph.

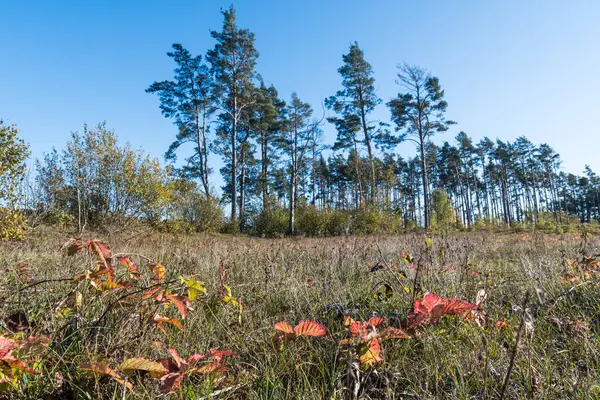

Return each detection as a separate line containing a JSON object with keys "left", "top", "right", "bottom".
{"left": 387, "top": 64, "right": 455, "bottom": 228}
{"left": 146, "top": 44, "right": 214, "bottom": 196}
{"left": 206, "top": 5, "right": 259, "bottom": 228}
{"left": 326, "top": 42, "right": 393, "bottom": 206}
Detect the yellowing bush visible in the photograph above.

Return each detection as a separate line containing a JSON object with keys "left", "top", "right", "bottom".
{"left": 0, "top": 208, "right": 28, "bottom": 241}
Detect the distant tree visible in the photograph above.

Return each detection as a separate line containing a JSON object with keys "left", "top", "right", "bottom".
{"left": 387, "top": 64, "right": 455, "bottom": 228}
{"left": 206, "top": 5, "right": 259, "bottom": 227}
{"left": 147, "top": 44, "right": 214, "bottom": 196}
{"left": 326, "top": 42, "right": 393, "bottom": 206}
{"left": 253, "top": 81, "right": 285, "bottom": 210}
{"left": 0, "top": 120, "right": 30, "bottom": 205}
{"left": 35, "top": 149, "right": 68, "bottom": 217}
{"left": 38, "top": 123, "right": 171, "bottom": 231}
{"left": 281, "top": 93, "right": 317, "bottom": 235}
{"left": 0, "top": 121, "right": 30, "bottom": 240}
{"left": 431, "top": 189, "right": 454, "bottom": 232}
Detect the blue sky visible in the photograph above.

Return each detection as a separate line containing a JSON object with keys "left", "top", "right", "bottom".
{"left": 2, "top": 1, "right": 599, "bottom": 191}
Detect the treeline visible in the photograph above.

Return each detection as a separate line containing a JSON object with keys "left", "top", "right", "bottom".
{"left": 2, "top": 6, "right": 600, "bottom": 238}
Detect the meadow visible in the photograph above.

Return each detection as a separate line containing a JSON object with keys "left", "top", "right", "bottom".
{"left": 1, "top": 229, "right": 600, "bottom": 399}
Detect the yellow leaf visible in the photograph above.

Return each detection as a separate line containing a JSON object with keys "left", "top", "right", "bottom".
{"left": 119, "top": 358, "right": 169, "bottom": 377}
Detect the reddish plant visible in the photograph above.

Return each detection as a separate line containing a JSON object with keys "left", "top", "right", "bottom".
{"left": 156, "top": 348, "right": 237, "bottom": 393}
{"left": 407, "top": 292, "right": 477, "bottom": 330}
{"left": 1, "top": 336, "right": 49, "bottom": 390}
{"left": 274, "top": 320, "right": 326, "bottom": 341}
{"left": 340, "top": 316, "right": 409, "bottom": 367}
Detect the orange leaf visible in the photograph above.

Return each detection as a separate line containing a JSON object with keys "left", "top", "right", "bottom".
{"left": 164, "top": 293, "right": 189, "bottom": 319}
{"left": 349, "top": 321, "right": 370, "bottom": 340}
{"left": 119, "top": 358, "right": 169, "bottom": 377}
{"left": 294, "top": 320, "right": 326, "bottom": 337}
{"left": 117, "top": 257, "right": 141, "bottom": 280}
{"left": 147, "top": 262, "right": 166, "bottom": 283}
{"left": 79, "top": 361, "right": 133, "bottom": 390}
{"left": 153, "top": 315, "right": 184, "bottom": 334}
{"left": 273, "top": 321, "right": 294, "bottom": 335}
{"left": 194, "top": 362, "right": 227, "bottom": 374}
{"left": 142, "top": 287, "right": 163, "bottom": 301}
{"left": 378, "top": 326, "right": 410, "bottom": 339}
{"left": 367, "top": 316, "right": 385, "bottom": 327}
{"left": 359, "top": 339, "right": 383, "bottom": 366}
{"left": 63, "top": 238, "right": 84, "bottom": 256}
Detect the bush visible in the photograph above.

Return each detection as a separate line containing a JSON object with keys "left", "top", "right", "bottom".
{"left": 430, "top": 189, "right": 454, "bottom": 232}
{"left": 253, "top": 204, "right": 288, "bottom": 237}
{"left": 0, "top": 208, "right": 28, "bottom": 241}
{"left": 188, "top": 195, "right": 223, "bottom": 232}
{"left": 296, "top": 205, "right": 324, "bottom": 236}
{"left": 323, "top": 209, "right": 350, "bottom": 236}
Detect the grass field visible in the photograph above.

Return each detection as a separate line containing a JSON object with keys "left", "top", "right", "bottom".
{"left": 2, "top": 229, "right": 600, "bottom": 399}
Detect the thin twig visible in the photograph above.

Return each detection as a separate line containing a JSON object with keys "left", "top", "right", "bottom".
{"left": 375, "top": 241, "right": 406, "bottom": 295}
{"left": 89, "top": 279, "right": 177, "bottom": 333}
{"left": 498, "top": 292, "right": 530, "bottom": 400}
{"left": 197, "top": 383, "right": 246, "bottom": 400}
{"left": 18, "top": 278, "right": 74, "bottom": 293}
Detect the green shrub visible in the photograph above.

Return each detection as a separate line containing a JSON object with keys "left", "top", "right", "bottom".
{"left": 430, "top": 189, "right": 454, "bottom": 233}
{"left": 323, "top": 209, "right": 350, "bottom": 236}
{"left": 296, "top": 205, "right": 325, "bottom": 236}
{"left": 253, "top": 204, "right": 288, "bottom": 237}
{"left": 190, "top": 195, "right": 223, "bottom": 232}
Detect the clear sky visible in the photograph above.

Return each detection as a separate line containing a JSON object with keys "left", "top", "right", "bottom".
{"left": 2, "top": 1, "right": 599, "bottom": 190}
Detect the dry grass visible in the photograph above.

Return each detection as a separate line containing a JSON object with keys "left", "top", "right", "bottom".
{"left": 1, "top": 228, "right": 600, "bottom": 399}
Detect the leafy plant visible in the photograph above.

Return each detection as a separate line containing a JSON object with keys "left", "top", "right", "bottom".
{"left": 155, "top": 348, "right": 237, "bottom": 394}
{"left": 340, "top": 316, "right": 409, "bottom": 367}
{"left": 0, "top": 335, "right": 49, "bottom": 391}
{"left": 406, "top": 292, "right": 477, "bottom": 330}
{"left": 273, "top": 320, "right": 326, "bottom": 341}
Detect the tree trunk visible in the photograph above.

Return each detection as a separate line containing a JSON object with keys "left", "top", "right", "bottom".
{"left": 419, "top": 137, "right": 430, "bottom": 228}
{"left": 230, "top": 100, "right": 238, "bottom": 226}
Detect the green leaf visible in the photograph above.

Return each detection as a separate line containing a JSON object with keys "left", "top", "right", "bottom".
{"left": 180, "top": 276, "right": 207, "bottom": 301}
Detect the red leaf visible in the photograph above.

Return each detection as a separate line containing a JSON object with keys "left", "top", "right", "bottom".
{"left": 444, "top": 298, "right": 477, "bottom": 315}
{"left": 349, "top": 321, "right": 370, "bottom": 340}
{"left": 205, "top": 349, "right": 237, "bottom": 364}
{"left": 0, "top": 337, "right": 14, "bottom": 358}
{"left": 418, "top": 292, "right": 446, "bottom": 321}
{"left": 168, "top": 348, "right": 187, "bottom": 370}
{"left": 159, "top": 372, "right": 183, "bottom": 394}
{"left": 495, "top": 320, "right": 508, "bottom": 331}
{"left": 88, "top": 239, "right": 113, "bottom": 265}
